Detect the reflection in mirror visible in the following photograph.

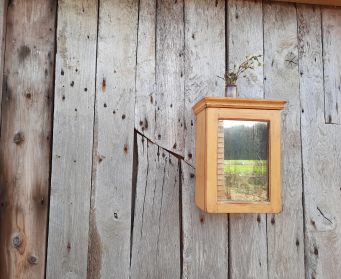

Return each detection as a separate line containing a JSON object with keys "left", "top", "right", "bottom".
{"left": 217, "top": 120, "right": 269, "bottom": 202}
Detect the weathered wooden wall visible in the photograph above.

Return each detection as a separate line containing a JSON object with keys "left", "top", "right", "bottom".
{"left": 0, "top": 0, "right": 56, "bottom": 277}
{"left": 0, "top": 0, "right": 340, "bottom": 278}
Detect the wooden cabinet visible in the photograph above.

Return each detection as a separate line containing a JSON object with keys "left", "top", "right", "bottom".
{"left": 193, "top": 97, "right": 286, "bottom": 213}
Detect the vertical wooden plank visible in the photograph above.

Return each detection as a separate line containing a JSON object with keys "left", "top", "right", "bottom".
{"left": 135, "top": 0, "right": 156, "bottom": 143}
{"left": 183, "top": 0, "right": 225, "bottom": 165}
{"left": 182, "top": 1, "right": 228, "bottom": 278}
{"left": 46, "top": 0, "right": 98, "bottom": 278}
{"left": 182, "top": 162, "right": 229, "bottom": 279}
{"left": 264, "top": 3, "right": 305, "bottom": 279}
{"left": 130, "top": 134, "right": 180, "bottom": 279}
{"left": 155, "top": 0, "right": 185, "bottom": 155}
{"left": 227, "top": 1, "right": 268, "bottom": 278}
{"left": 298, "top": 5, "right": 341, "bottom": 279}
{"left": 0, "top": 0, "right": 7, "bottom": 120}
{"left": 0, "top": 0, "right": 56, "bottom": 278}
{"left": 322, "top": 8, "right": 341, "bottom": 124}
{"left": 135, "top": 0, "right": 185, "bottom": 156}
{"left": 87, "top": 0, "right": 138, "bottom": 278}
{"left": 228, "top": 0, "right": 264, "bottom": 98}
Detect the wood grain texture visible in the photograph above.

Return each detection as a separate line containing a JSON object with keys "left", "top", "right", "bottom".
{"left": 155, "top": 0, "right": 185, "bottom": 156}
{"left": 264, "top": 3, "right": 305, "bottom": 279}
{"left": 0, "top": 0, "right": 6, "bottom": 121}
{"left": 227, "top": 0, "right": 268, "bottom": 277}
{"left": 182, "top": 1, "right": 228, "bottom": 277}
{"left": 298, "top": 5, "right": 341, "bottom": 279}
{"left": 135, "top": 0, "right": 185, "bottom": 157}
{"left": 193, "top": 97, "right": 286, "bottom": 114}
{"left": 87, "top": 0, "right": 138, "bottom": 278}
{"left": 182, "top": 161, "right": 229, "bottom": 279}
{"left": 46, "top": 0, "right": 98, "bottom": 278}
{"left": 228, "top": 0, "right": 264, "bottom": 99}
{"left": 184, "top": 0, "right": 225, "bottom": 166}
{"left": 322, "top": 8, "right": 341, "bottom": 124}
{"left": 0, "top": 1, "right": 340, "bottom": 278}
{"left": 130, "top": 134, "right": 181, "bottom": 279}
{"left": 0, "top": 0, "right": 56, "bottom": 277}
{"left": 135, "top": 0, "right": 156, "bottom": 142}
{"left": 272, "top": 0, "right": 341, "bottom": 6}
{"left": 194, "top": 110, "right": 206, "bottom": 211}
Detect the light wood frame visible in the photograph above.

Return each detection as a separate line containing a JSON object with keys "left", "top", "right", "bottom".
{"left": 193, "top": 97, "right": 286, "bottom": 213}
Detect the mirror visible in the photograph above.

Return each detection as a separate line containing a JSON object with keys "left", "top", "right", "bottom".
{"left": 217, "top": 120, "right": 269, "bottom": 202}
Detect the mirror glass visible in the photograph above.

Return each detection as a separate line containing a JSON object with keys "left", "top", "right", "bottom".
{"left": 217, "top": 120, "right": 269, "bottom": 202}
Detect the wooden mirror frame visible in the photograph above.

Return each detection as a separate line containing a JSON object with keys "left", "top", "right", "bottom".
{"left": 193, "top": 97, "right": 287, "bottom": 213}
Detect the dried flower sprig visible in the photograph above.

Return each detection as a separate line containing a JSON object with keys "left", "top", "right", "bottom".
{"left": 219, "top": 54, "right": 262, "bottom": 86}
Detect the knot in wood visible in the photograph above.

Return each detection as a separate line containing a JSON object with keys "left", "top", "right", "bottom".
{"left": 25, "top": 92, "right": 32, "bottom": 99}
{"left": 27, "top": 255, "right": 38, "bottom": 265}
{"left": 124, "top": 144, "right": 128, "bottom": 154}
{"left": 314, "top": 247, "right": 319, "bottom": 256}
{"left": 12, "top": 233, "right": 22, "bottom": 249}
{"left": 67, "top": 242, "right": 71, "bottom": 252}
{"left": 13, "top": 132, "right": 25, "bottom": 145}
{"left": 284, "top": 52, "right": 298, "bottom": 68}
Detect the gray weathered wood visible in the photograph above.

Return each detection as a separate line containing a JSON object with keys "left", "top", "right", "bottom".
{"left": 227, "top": 1, "right": 268, "bottom": 278}
{"left": 135, "top": 0, "right": 185, "bottom": 157}
{"left": 0, "top": 0, "right": 7, "bottom": 121}
{"left": 87, "top": 0, "right": 138, "bottom": 278}
{"left": 135, "top": 0, "right": 157, "bottom": 143}
{"left": 0, "top": 0, "right": 56, "bottom": 277}
{"left": 155, "top": 0, "right": 185, "bottom": 156}
{"left": 46, "top": 0, "right": 98, "bottom": 278}
{"left": 322, "top": 8, "right": 341, "bottom": 124}
{"left": 183, "top": 0, "right": 225, "bottom": 166}
{"left": 182, "top": 1, "right": 228, "bottom": 278}
{"left": 181, "top": 162, "right": 229, "bottom": 279}
{"left": 264, "top": 3, "right": 305, "bottom": 279}
{"left": 130, "top": 134, "right": 180, "bottom": 279}
{"left": 0, "top": 1, "right": 340, "bottom": 278}
{"left": 228, "top": 0, "right": 264, "bottom": 99}
{"left": 298, "top": 5, "right": 341, "bottom": 279}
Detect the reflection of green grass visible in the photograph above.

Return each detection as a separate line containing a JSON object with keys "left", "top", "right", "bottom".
{"left": 223, "top": 161, "right": 269, "bottom": 202}
{"left": 224, "top": 160, "right": 267, "bottom": 175}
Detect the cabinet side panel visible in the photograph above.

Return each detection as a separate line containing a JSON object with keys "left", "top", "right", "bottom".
{"left": 195, "top": 110, "right": 206, "bottom": 210}
{"left": 270, "top": 111, "right": 282, "bottom": 213}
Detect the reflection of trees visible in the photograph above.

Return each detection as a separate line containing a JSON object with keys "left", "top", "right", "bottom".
{"left": 224, "top": 123, "right": 268, "bottom": 160}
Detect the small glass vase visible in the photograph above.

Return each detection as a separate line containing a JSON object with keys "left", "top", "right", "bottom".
{"left": 225, "top": 84, "right": 237, "bottom": 98}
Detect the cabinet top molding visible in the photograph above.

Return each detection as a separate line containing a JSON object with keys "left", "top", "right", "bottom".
{"left": 193, "top": 97, "right": 287, "bottom": 115}
{"left": 271, "top": 0, "right": 341, "bottom": 6}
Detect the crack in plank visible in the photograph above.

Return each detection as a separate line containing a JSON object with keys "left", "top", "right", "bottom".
{"left": 140, "top": 141, "right": 149, "bottom": 239}
{"left": 316, "top": 206, "right": 333, "bottom": 224}
{"left": 156, "top": 164, "right": 166, "bottom": 259}
{"left": 130, "top": 131, "right": 138, "bottom": 269}
{"left": 135, "top": 129, "right": 184, "bottom": 160}
{"left": 135, "top": 129, "right": 196, "bottom": 170}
